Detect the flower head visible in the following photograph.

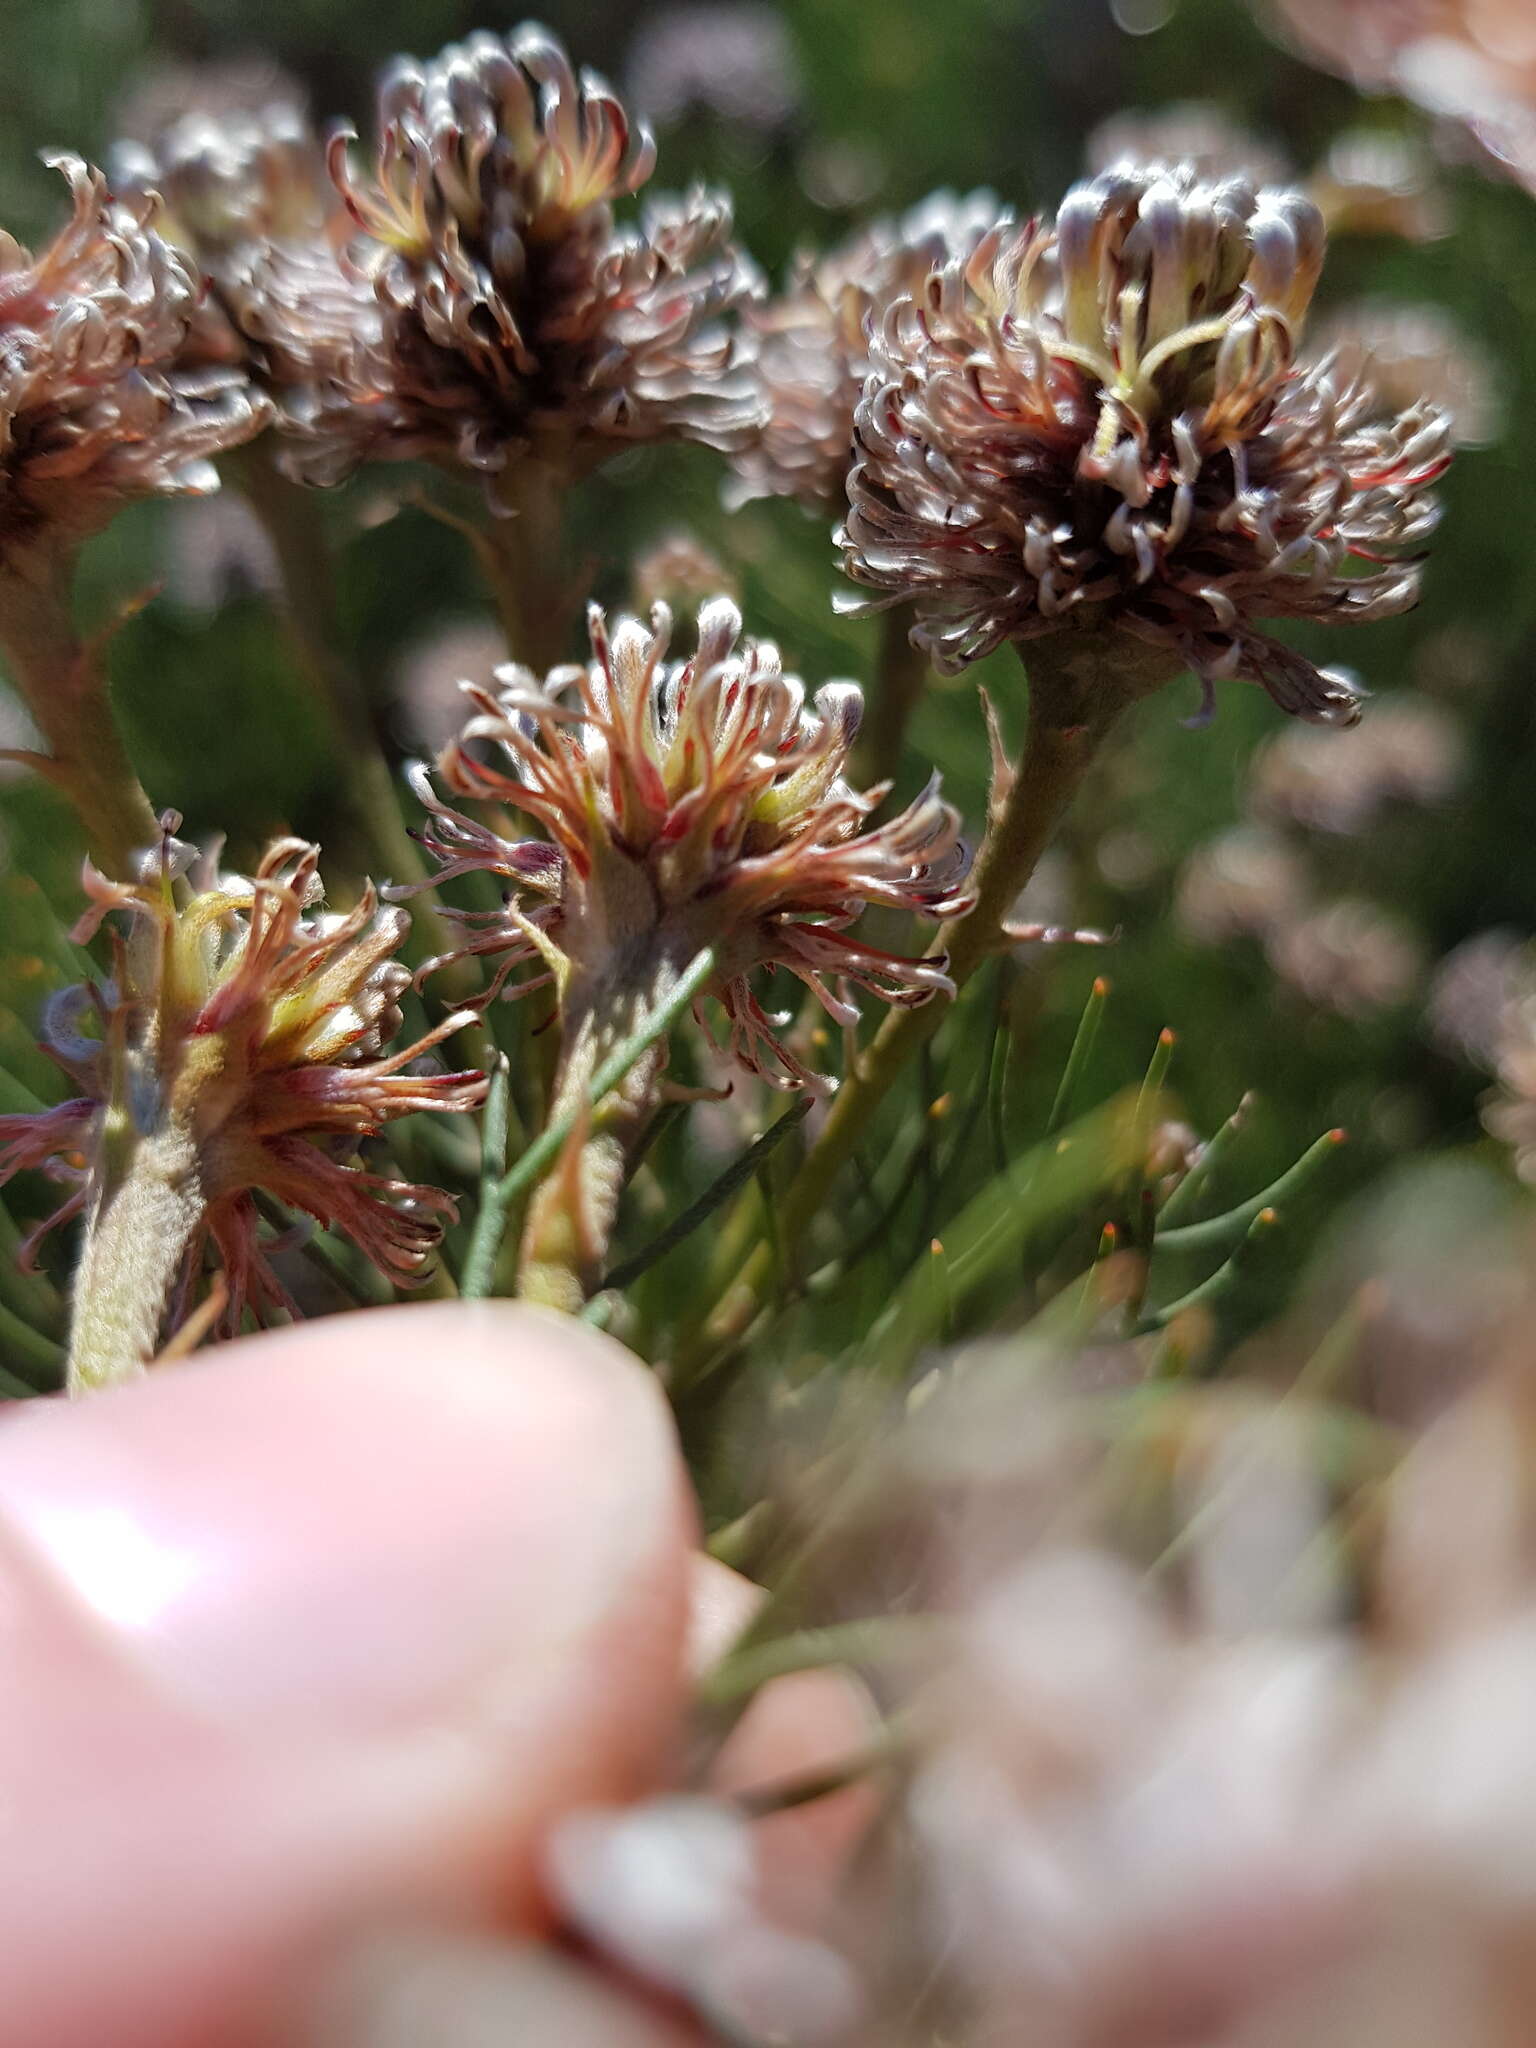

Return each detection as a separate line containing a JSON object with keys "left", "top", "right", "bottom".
{"left": 294, "top": 24, "right": 762, "bottom": 496}
{"left": 0, "top": 827, "right": 483, "bottom": 1336}
{"left": 728, "top": 191, "right": 999, "bottom": 510}
{"left": 840, "top": 165, "right": 1451, "bottom": 724}
{"left": 410, "top": 598, "right": 972, "bottom": 1089}
{"left": 112, "top": 105, "right": 381, "bottom": 430}
{"left": 0, "top": 155, "right": 270, "bottom": 564}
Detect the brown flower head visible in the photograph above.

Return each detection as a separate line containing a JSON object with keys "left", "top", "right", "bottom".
{"left": 840, "top": 165, "right": 1452, "bottom": 725}
{"left": 0, "top": 828, "right": 483, "bottom": 1337}
{"left": 728, "top": 191, "right": 999, "bottom": 512}
{"left": 112, "top": 105, "right": 380, "bottom": 423}
{"left": 408, "top": 597, "right": 972, "bottom": 1089}
{"left": 0, "top": 155, "right": 270, "bottom": 564}
{"left": 293, "top": 24, "right": 762, "bottom": 498}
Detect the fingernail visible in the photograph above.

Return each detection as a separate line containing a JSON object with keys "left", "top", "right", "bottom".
{"left": 0, "top": 1303, "right": 683, "bottom": 1731}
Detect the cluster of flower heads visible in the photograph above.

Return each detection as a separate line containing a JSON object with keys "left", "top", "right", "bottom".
{"left": 839, "top": 164, "right": 1451, "bottom": 724}
{"left": 108, "top": 24, "right": 765, "bottom": 503}
{"left": 0, "top": 826, "right": 482, "bottom": 1341}
{"left": 0, "top": 155, "right": 270, "bottom": 565}
{"left": 408, "top": 597, "right": 972, "bottom": 1090}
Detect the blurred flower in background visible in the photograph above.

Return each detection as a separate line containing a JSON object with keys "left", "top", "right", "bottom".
{"left": 625, "top": 2, "right": 803, "bottom": 135}
{"left": 1258, "top": 0, "right": 1536, "bottom": 193}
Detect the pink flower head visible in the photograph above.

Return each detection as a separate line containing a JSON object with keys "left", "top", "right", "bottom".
{"left": 0, "top": 826, "right": 483, "bottom": 1337}
{"left": 0, "top": 155, "right": 270, "bottom": 562}
{"left": 840, "top": 166, "right": 1452, "bottom": 725}
{"left": 409, "top": 598, "right": 973, "bottom": 1090}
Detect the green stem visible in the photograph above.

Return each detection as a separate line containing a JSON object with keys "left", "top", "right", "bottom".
{"left": 468, "top": 457, "right": 578, "bottom": 672}
{"left": 234, "top": 449, "right": 431, "bottom": 890}
{"left": 459, "top": 946, "right": 716, "bottom": 1302}
{"left": 0, "top": 558, "right": 159, "bottom": 879}
{"left": 679, "top": 635, "right": 1136, "bottom": 1374}
{"left": 857, "top": 606, "right": 931, "bottom": 789}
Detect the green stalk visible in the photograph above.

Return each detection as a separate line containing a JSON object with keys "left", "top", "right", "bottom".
{"left": 467, "top": 456, "right": 579, "bottom": 672}
{"left": 678, "top": 631, "right": 1157, "bottom": 1375}
{"left": 857, "top": 606, "right": 932, "bottom": 790}
{"left": 459, "top": 946, "right": 716, "bottom": 1303}
{"left": 0, "top": 557, "right": 159, "bottom": 879}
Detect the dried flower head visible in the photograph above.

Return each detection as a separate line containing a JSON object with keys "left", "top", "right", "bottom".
{"left": 1250, "top": 688, "right": 1466, "bottom": 831}
{"left": 1176, "top": 825, "right": 1312, "bottom": 944}
{"left": 1087, "top": 102, "right": 1292, "bottom": 187}
{"left": 112, "top": 105, "right": 380, "bottom": 416}
{"left": 410, "top": 597, "right": 972, "bottom": 1089}
{"left": 728, "top": 192, "right": 998, "bottom": 510}
{"left": 1481, "top": 947, "right": 1536, "bottom": 1178}
{"left": 0, "top": 827, "right": 482, "bottom": 1345}
{"left": 1427, "top": 928, "right": 1531, "bottom": 1067}
{"left": 1267, "top": 896, "right": 1427, "bottom": 1013}
{"left": 298, "top": 24, "right": 762, "bottom": 497}
{"left": 625, "top": 2, "right": 803, "bottom": 134}
{"left": 841, "top": 165, "right": 1452, "bottom": 725}
{"left": 0, "top": 155, "right": 270, "bottom": 566}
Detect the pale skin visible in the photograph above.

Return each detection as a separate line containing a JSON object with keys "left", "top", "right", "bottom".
{"left": 0, "top": 1303, "right": 870, "bottom": 2047}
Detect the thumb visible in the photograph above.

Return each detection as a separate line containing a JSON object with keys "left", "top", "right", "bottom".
{"left": 0, "top": 1301, "right": 695, "bottom": 2048}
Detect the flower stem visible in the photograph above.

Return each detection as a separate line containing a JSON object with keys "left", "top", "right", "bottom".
{"left": 0, "top": 560, "right": 160, "bottom": 879}
{"left": 468, "top": 457, "right": 579, "bottom": 672}
{"left": 459, "top": 946, "right": 716, "bottom": 1305}
{"left": 857, "top": 606, "right": 931, "bottom": 789}
{"left": 67, "top": 1111, "right": 203, "bottom": 1394}
{"left": 676, "top": 635, "right": 1137, "bottom": 1376}
{"left": 234, "top": 447, "right": 434, "bottom": 893}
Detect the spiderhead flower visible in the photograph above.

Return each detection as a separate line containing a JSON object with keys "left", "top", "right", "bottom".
{"left": 728, "top": 192, "right": 998, "bottom": 511}
{"left": 112, "top": 105, "right": 378, "bottom": 421}
{"left": 411, "top": 596, "right": 970, "bottom": 1306}
{"left": 0, "top": 154, "right": 273, "bottom": 873}
{"left": 0, "top": 825, "right": 483, "bottom": 1391}
{"left": 0, "top": 154, "right": 271, "bottom": 568}
{"left": 297, "top": 23, "right": 762, "bottom": 499}
{"left": 841, "top": 165, "right": 1451, "bottom": 727}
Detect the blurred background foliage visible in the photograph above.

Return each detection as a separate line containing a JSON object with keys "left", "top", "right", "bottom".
{"left": 1, "top": 0, "right": 1532, "bottom": 1374}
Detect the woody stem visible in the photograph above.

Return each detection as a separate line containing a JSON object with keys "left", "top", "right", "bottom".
{"left": 0, "top": 560, "right": 159, "bottom": 879}
{"left": 857, "top": 607, "right": 932, "bottom": 790}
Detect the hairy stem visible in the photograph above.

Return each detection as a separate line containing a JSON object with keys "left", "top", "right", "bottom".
{"left": 516, "top": 974, "right": 675, "bottom": 1314}
{"left": 67, "top": 1111, "right": 203, "bottom": 1394}
{"left": 677, "top": 633, "right": 1155, "bottom": 1376}
{"left": 0, "top": 559, "right": 159, "bottom": 878}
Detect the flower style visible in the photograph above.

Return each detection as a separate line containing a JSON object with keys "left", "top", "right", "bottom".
{"left": 411, "top": 596, "right": 972, "bottom": 1091}
{"left": 840, "top": 165, "right": 1452, "bottom": 725}
{"left": 728, "top": 192, "right": 999, "bottom": 510}
{"left": 289, "top": 23, "right": 762, "bottom": 497}
{"left": 0, "top": 154, "right": 271, "bottom": 565}
{"left": 0, "top": 827, "right": 483, "bottom": 1378}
